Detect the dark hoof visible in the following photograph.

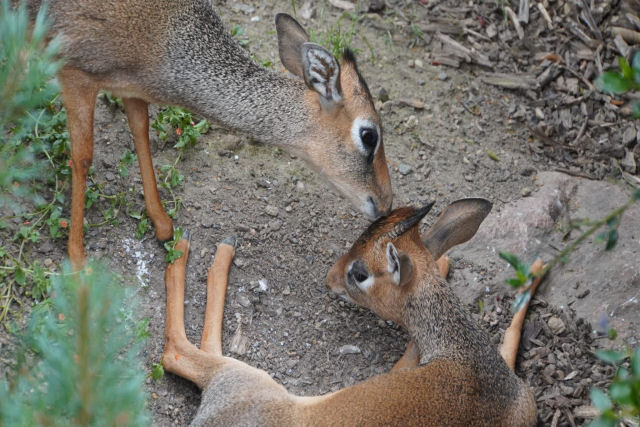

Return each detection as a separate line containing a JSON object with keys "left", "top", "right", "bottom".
{"left": 221, "top": 235, "right": 237, "bottom": 248}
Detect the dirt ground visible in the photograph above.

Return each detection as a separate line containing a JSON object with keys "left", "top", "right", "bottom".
{"left": 2, "top": 0, "right": 639, "bottom": 426}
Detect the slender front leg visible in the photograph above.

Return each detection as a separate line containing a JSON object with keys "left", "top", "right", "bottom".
{"left": 200, "top": 237, "right": 236, "bottom": 356}
{"left": 122, "top": 97, "right": 173, "bottom": 240}
{"left": 59, "top": 69, "right": 99, "bottom": 269}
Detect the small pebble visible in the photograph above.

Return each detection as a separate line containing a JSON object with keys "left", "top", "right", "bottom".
{"left": 237, "top": 294, "right": 251, "bottom": 308}
{"left": 521, "top": 187, "right": 532, "bottom": 197}
{"left": 265, "top": 205, "right": 279, "bottom": 217}
{"left": 437, "top": 72, "right": 449, "bottom": 81}
{"left": 338, "top": 344, "right": 361, "bottom": 355}
{"left": 378, "top": 87, "right": 389, "bottom": 102}
{"left": 398, "top": 164, "right": 413, "bottom": 176}
{"left": 547, "top": 316, "right": 566, "bottom": 335}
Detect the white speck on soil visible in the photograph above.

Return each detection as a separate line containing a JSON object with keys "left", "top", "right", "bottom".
{"left": 121, "top": 238, "right": 154, "bottom": 288}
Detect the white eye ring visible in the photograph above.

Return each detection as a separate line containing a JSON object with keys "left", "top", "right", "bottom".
{"left": 351, "top": 117, "right": 379, "bottom": 156}
{"left": 348, "top": 261, "right": 374, "bottom": 291}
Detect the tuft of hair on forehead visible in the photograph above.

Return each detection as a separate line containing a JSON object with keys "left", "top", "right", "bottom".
{"left": 352, "top": 206, "right": 419, "bottom": 250}
{"left": 341, "top": 48, "right": 372, "bottom": 99}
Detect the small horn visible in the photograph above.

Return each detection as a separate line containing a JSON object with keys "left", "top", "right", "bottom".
{"left": 384, "top": 201, "right": 435, "bottom": 240}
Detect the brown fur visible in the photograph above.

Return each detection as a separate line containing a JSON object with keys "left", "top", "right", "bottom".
{"left": 161, "top": 200, "right": 535, "bottom": 426}
{"left": 26, "top": 1, "right": 392, "bottom": 267}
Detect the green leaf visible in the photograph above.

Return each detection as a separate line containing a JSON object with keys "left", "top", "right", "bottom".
{"left": 587, "top": 418, "right": 617, "bottom": 427}
{"left": 150, "top": 363, "right": 164, "bottom": 381}
{"left": 610, "top": 382, "right": 633, "bottom": 405}
{"left": 619, "top": 56, "right": 633, "bottom": 80}
{"left": 595, "top": 71, "right": 633, "bottom": 94}
{"left": 632, "top": 51, "right": 640, "bottom": 73}
{"left": 512, "top": 290, "right": 530, "bottom": 312}
{"left": 590, "top": 388, "right": 613, "bottom": 412}
{"left": 607, "top": 328, "right": 617, "bottom": 340}
{"left": 14, "top": 266, "right": 26, "bottom": 286}
{"left": 605, "top": 228, "right": 618, "bottom": 251}
{"left": 632, "top": 345, "right": 640, "bottom": 376}
{"left": 499, "top": 251, "right": 522, "bottom": 269}
{"left": 595, "top": 349, "right": 626, "bottom": 364}
{"left": 633, "top": 101, "right": 640, "bottom": 119}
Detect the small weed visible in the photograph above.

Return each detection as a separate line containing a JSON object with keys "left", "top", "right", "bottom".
{"left": 164, "top": 227, "right": 184, "bottom": 263}
{"left": 118, "top": 149, "right": 137, "bottom": 178}
{"left": 149, "top": 363, "right": 165, "bottom": 382}
{"left": 230, "top": 25, "right": 249, "bottom": 47}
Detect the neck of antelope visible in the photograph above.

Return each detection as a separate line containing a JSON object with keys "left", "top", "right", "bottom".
{"left": 151, "top": 14, "right": 312, "bottom": 151}
{"left": 402, "top": 272, "right": 494, "bottom": 366}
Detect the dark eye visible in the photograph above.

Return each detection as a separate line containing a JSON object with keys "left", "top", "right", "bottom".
{"left": 348, "top": 260, "right": 369, "bottom": 283}
{"left": 359, "top": 128, "right": 378, "bottom": 153}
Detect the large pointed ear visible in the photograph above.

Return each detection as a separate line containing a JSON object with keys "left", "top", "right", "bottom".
{"left": 275, "top": 13, "right": 310, "bottom": 78}
{"left": 422, "top": 198, "right": 492, "bottom": 260}
{"left": 386, "top": 243, "right": 414, "bottom": 287}
{"left": 300, "top": 43, "right": 342, "bottom": 106}
{"left": 275, "top": 15, "right": 341, "bottom": 107}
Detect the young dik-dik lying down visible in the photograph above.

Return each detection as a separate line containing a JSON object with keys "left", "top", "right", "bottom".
{"left": 161, "top": 199, "right": 536, "bottom": 426}
{"left": 27, "top": 1, "right": 392, "bottom": 266}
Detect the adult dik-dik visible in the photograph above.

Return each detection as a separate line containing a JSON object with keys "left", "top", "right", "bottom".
{"left": 28, "top": 1, "right": 392, "bottom": 266}
{"left": 161, "top": 199, "right": 536, "bottom": 426}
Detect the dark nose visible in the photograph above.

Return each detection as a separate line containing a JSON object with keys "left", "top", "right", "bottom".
{"left": 369, "top": 196, "right": 392, "bottom": 219}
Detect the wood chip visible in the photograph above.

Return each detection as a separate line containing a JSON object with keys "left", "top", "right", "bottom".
{"left": 567, "top": 18, "right": 598, "bottom": 47}
{"left": 537, "top": 3, "right": 553, "bottom": 29}
{"left": 505, "top": 6, "right": 524, "bottom": 39}
{"left": 518, "top": 0, "right": 530, "bottom": 23}
{"left": 436, "top": 33, "right": 492, "bottom": 68}
{"left": 328, "top": 0, "right": 354, "bottom": 11}
{"left": 612, "top": 26, "right": 640, "bottom": 45}
{"left": 481, "top": 72, "right": 538, "bottom": 90}
{"left": 397, "top": 98, "right": 425, "bottom": 110}
{"left": 613, "top": 34, "right": 631, "bottom": 58}
{"left": 573, "top": 406, "right": 599, "bottom": 419}
{"left": 626, "top": 12, "right": 640, "bottom": 31}
{"left": 420, "top": 19, "right": 461, "bottom": 34}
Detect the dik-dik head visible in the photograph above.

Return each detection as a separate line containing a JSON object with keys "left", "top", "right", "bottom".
{"left": 276, "top": 14, "right": 392, "bottom": 219}
{"left": 326, "top": 199, "right": 492, "bottom": 325}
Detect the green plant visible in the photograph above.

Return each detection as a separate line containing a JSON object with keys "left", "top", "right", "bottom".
{"left": 0, "top": 262, "right": 150, "bottom": 426}
{"left": 230, "top": 24, "right": 249, "bottom": 47}
{"left": 596, "top": 53, "right": 640, "bottom": 117}
{"left": 164, "top": 227, "right": 184, "bottom": 263}
{"left": 0, "top": 0, "right": 62, "bottom": 209}
{"left": 309, "top": 4, "right": 362, "bottom": 58}
{"left": 589, "top": 345, "right": 640, "bottom": 426}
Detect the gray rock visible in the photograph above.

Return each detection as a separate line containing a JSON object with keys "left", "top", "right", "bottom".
{"left": 437, "top": 72, "right": 449, "bottom": 81}
{"left": 378, "top": 87, "right": 389, "bottom": 103}
{"left": 237, "top": 294, "right": 251, "bottom": 308}
{"left": 268, "top": 220, "right": 282, "bottom": 231}
{"left": 398, "top": 164, "right": 413, "bottom": 176}
{"left": 621, "top": 150, "right": 637, "bottom": 174}
{"left": 338, "top": 345, "right": 361, "bottom": 355}
{"left": 105, "top": 171, "right": 116, "bottom": 182}
{"left": 623, "top": 126, "right": 637, "bottom": 147}
{"left": 265, "top": 205, "right": 279, "bottom": 217}
{"left": 450, "top": 171, "right": 640, "bottom": 342}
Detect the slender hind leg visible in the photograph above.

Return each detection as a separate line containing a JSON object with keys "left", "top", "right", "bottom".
{"left": 200, "top": 237, "right": 236, "bottom": 356}
{"left": 162, "top": 234, "right": 237, "bottom": 389}
{"left": 59, "top": 69, "right": 99, "bottom": 269}
{"left": 393, "top": 256, "right": 451, "bottom": 371}
{"left": 122, "top": 97, "right": 173, "bottom": 240}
